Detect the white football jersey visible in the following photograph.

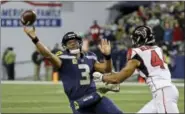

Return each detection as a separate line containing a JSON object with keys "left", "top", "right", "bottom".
{"left": 127, "top": 45, "right": 172, "bottom": 92}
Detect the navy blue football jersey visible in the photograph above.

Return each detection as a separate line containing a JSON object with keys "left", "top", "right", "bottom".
{"left": 57, "top": 51, "right": 98, "bottom": 101}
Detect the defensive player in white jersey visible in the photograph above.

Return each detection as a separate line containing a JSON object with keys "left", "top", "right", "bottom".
{"left": 93, "top": 25, "right": 179, "bottom": 113}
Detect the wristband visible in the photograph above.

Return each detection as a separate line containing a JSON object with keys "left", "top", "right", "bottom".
{"left": 32, "top": 37, "right": 39, "bottom": 44}
{"left": 103, "top": 54, "right": 111, "bottom": 60}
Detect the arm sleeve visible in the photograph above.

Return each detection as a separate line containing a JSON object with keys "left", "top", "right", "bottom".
{"left": 127, "top": 48, "right": 144, "bottom": 70}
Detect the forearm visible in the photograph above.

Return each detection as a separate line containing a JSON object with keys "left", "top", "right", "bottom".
{"left": 23, "top": 26, "right": 61, "bottom": 68}
{"left": 102, "top": 53, "right": 113, "bottom": 72}
{"left": 102, "top": 72, "right": 121, "bottom": 84}
{"left": 102, "top": 70, "right": 130, "bottom": 84}
{"left": 35, "top": 41, "right": 53, "bottom": 58}
{"left": 100, "top": 60, "right": 139, "bottom": 84}
{"left": 32, "top": 38, "right": 61, "bottom": 68}
{"left": 103, "top": 59, "right": 113, "bottom": 73}
{"left": 94, "top": 55, "right": 113, "bottom": 73}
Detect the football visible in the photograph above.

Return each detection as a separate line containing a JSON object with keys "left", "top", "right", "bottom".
{"left": 21, "top": 10, "right": 36, "bottom": 26}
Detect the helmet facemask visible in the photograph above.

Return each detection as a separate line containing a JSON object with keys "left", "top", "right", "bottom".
{"left": 62, "top": 39, "right": 82, "bottom": 54}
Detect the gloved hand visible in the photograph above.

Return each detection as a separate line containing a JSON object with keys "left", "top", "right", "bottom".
{"left": 97, "top": 84, "right": 120, "bottom": 94}
{"left": 93, "top": 72, "right": 120, "bottom": 94}
{"left": 93, "top": 72, "right": 103, "bottom": 82}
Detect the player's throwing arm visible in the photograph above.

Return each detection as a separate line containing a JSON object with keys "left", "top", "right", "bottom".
{"left": 22, "top": 10, "right": 62, "bottom": 69}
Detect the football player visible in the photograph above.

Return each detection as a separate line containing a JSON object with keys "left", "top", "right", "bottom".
{"left": 93, "top": 25, "right": 179, "bottom": 113}
{"left": 23, "top": 26, "right": 123, "bottom": 114}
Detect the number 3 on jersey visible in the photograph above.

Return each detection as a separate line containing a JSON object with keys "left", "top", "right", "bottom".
{"left": 78, "top": 64, "right": 90, "bottom": 85}
{"left": 151, "top": 50, "right": 165, "bottom": 69}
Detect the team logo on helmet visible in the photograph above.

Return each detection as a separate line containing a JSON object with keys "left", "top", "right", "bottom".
{"left": 67, "top": 33, "right": 77, "bottom": 39}
{"left": 135, "top": 27, "right": 147, "bottom": 39}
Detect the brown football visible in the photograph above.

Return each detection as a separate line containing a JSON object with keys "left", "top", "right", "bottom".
{"left": 21, "top": 10, "right": 36, "bottom": 26}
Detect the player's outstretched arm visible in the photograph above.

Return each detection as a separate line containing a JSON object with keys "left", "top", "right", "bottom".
{"left": 94, "top": 39, "right": 112, "bottom": 73}
{"left": 23, "top": 26, "right": 62, "bottom": 68}
{"left": 102, "top": 59, "right": 140, "bottom": 84}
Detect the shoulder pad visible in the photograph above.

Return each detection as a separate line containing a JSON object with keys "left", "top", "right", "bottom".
{"left": 87, "top": 51, "right": 96, "bottom": 56}
{"left": 55, "top": 51, "right": 63, "bottom": 56}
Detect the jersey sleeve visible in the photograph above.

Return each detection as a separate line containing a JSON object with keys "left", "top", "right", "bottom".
{"left": 126, "top": 48, "right": 137, "bottom": 61}
{"left": 127, "top": 48, "right": 146, "bottom": 71}
{"left": 87, "top": 52, "right": 98, "bottom": 64}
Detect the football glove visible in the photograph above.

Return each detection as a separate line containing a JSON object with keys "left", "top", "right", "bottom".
{"left": 93, "top": 72, "right": 103, "bottom": 82}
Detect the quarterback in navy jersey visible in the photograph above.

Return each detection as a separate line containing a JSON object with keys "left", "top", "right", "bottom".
{"left": 23, "top": 26, "right": 123, "bottom": 114}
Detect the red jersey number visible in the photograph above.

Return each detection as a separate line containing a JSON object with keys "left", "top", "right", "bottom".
{"left": 151, "top": 50, "right": 165, "bottom": 69}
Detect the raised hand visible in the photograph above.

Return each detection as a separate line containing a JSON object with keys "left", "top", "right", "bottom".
{"left": 23, "top": 26, "right": 37, "bottom": 39}
{"left": 98, "top": 39, "right": 111, "bottom": 56}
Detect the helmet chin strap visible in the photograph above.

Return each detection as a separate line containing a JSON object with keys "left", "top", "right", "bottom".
{"left": 69, "top": 48, "right": 80, "bottom": 54}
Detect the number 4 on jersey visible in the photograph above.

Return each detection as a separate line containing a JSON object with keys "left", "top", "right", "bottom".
{"left": 151, "top": 50, "right": 165, "bottom": 69}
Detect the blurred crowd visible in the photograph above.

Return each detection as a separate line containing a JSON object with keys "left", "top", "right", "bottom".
{"left": 83, "top": 1, "right": 184, "bottom": 72}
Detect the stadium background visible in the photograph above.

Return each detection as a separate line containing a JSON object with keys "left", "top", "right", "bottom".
{"left": 1, "top": 1, "right": 184, "bottom": 113}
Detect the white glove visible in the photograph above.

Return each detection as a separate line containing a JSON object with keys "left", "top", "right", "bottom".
{"left": 106, "top": 84, "right": 120, "bottom": 92}
{"left": 97, "top": 84, "right": 120, "bottom": 94}
{"left": 93, "top": 72, "right": 103, "bottom": 82}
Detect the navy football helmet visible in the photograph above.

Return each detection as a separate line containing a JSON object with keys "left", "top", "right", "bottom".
{"left": 61, "top": 32, "right": 82, "bottom": 54}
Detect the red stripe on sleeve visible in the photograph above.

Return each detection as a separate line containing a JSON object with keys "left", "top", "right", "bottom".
{"left": 127, "top": 48, "right": 132, "bottom": 61}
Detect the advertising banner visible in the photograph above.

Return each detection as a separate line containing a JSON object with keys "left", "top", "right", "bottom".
{"left": 1, "top": 1, "right": 62, "bottom": 27}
